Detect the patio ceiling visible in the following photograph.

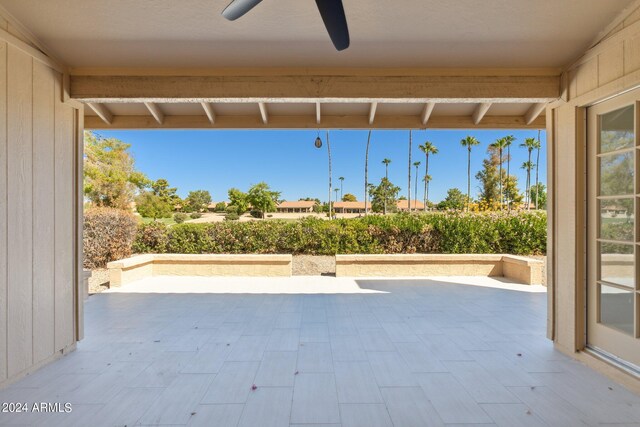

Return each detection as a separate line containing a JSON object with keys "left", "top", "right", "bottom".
{"left": 1, "top": 0, "right": 635, "bottom": 129}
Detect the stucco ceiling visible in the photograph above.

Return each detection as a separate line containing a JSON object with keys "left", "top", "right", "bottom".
{"left": 0, "top": 0, "right": 635, "bottom": 69}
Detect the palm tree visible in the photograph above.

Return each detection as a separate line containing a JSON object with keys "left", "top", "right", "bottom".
{"left": 338, "top": 176, "right": 345, "bottom": 199}
{"left": 413, "top": 161, "right": 421, "bottom": 211}
{"left": 521, "top": 161, "right": 535, "bottom": 209}
{"left": 407, "top": 130, "right": 412, "bottom": 213}
{"left": 381, "top": 158, "right": 392, "bottom": 214}
{"left": 423, "top": 174, "right": 432, "bottom": 210}
{"left": 364, "top": 130, "right": 372, "bottom": 216}
{"left": 534, "top": 130, "right": 542, "bottom": 209}
{"left": 460, "top": 136, "right": 480, "bottom": 211}
{"left": 520, "top": 137, "right": 538, "bottom": 209}
{"left": 503, "top": 135, "right": 515, "bottom": 210}
{"left": 418, "top": 141, "right": 438, "bottom": 211}
{"left": 334, "top": 187, "right": 340, "bottom": 203}
{"left": 489, "top": 137, "right": 508, "bottom": 210}
{"left": 382, "top": 158, "right": 391, "bottom": 179}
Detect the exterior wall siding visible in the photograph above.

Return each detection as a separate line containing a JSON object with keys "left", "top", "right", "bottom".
{"left": 0, "top": 18, "right": 80, "bottom": 387}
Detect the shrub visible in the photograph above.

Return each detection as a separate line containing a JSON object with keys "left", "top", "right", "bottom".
{"left": 225, "top": 205, "right": 240, "bottom": 221}
{"left": 214, "top": 202, "right": 227, "bottom": 212}
{"left": 83, "top": 207, "right": 137, "bottom": 269}
{"left": 174, "top": 212, "right": 187, "bottom": 223}
{"left": 190, "top": 212, "right": 202, "bottom": 219}
{"left": 250, "top": 210, "right": 263, "bottom": 219}
{"left": 132, "top": 211, "right": 546, "bottom": 256}
{"left": 132, "top": 221, "right": 169, "bottom": 253}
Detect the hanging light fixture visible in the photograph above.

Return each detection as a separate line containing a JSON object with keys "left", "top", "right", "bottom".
{"left": 314, "top": 130, "right": 323, "bottom": 148}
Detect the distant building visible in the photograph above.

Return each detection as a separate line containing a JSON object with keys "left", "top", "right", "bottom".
{"left": 396, "top": 199, "right": 425, "bottom": 211}
{"left": 277, "top": 200, "right": 316, "bottom": 213}
{"left": 334, "top": 201, "right": 369, "bottom": 213}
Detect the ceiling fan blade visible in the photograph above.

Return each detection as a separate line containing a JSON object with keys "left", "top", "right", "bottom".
{"left": 315, "top": 0, "right": 350, "bottom": 51}
{"left": 221, "top": 0, "right": 263, "bottom": 21}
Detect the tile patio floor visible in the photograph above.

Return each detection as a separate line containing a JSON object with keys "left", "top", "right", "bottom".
{"left": 1, "top": 276, "right": 640, "bottom": 426}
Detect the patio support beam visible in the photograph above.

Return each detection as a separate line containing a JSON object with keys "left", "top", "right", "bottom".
{"left": 200, "top": 102, "right": 216, "bottom": 124}
{"left": 85, "top": 114, "right": 545, "bottom": 130}
{"left": 258, "top": 102, "right": 268, "bottom": 124}
{"left": 86, "top": 102, "right": 113, "bottom": 125}
{"left": 525, "top": 102, "right": 547, "bottom": 125}
{"left": 421, "top": 102, "right": 436, "bottom": 125}
{"left": 316, "top": 102, "right": 321, "bottom": 124}
{"left": 369, "top": 102, "right": 378, "bottom": 125}
{"left": 144, "top": 102, "right": 164, "bottom": 124}
{"left": 472, "top": 102, "right": 492, "bottom": 124}
{"left": 69, "top": 71, "right": 561, "bottom": 102}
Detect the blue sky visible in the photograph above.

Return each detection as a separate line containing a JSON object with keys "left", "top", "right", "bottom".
{"left": 96, "top": 129, "right": 546, "bottom": 203}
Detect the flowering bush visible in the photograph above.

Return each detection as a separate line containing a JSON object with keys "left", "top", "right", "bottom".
{"left": 132, "top": 211, "right": 546, "bottom": 255}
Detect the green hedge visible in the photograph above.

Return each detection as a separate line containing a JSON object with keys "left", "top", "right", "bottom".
{"left": 132, "top": 211, "right": 546, "bottom": 255}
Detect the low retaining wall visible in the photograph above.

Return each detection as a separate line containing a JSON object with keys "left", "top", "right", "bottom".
{"left": 335, "top": 254, "right": 543, "bottom": 285}
{"left": 107, "top": 254, "right": 293, "bottom": 286}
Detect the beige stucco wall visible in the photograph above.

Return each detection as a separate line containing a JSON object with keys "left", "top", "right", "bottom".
{"left": 335, "top": 254, "right": 542, "bottom": 285}
{"left": 0, "top": 14, "right": 82, "bottom": 388}
{"left": 549, "top": 5, "right": 640, "bottom": 356}
{"left": 108, "top": 254, "right": 293, "bottom": 285}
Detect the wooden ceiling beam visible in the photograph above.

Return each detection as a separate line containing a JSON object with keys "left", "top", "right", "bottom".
{"left": 525, "top": 102, "right": 547, "bottom": 125}
{"left": 472, "top": 102, "right": 492, "bottom": 125}
{"left": 86, "top": 102, "right": 113, "bottom": 125}
{"left": 368, "top": 102, "right": 378, "bottom": 125}
{"left": 200, "top": 102, "right": 216, "bottom": 124}
{"left": 70, "top": 74, "right": 560, "bottom": 102}
{"left": 258, "top": 102, "right": 268, "bottom": 124}
{"left": 316, "top": 102, "right": 321, "bottom": 124}
{"left": 85, "top": 114, "right": 546, "bottom": 130}
{"left": 421, "top": 102, "right": 436, "bottom": 125}
{"left": 143, "top": 102, "right": 164, "bottom": 124}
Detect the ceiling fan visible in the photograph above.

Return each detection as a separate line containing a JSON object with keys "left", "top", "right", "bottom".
{"left": 221, "top": 0, "right": 350, "bottom": 51}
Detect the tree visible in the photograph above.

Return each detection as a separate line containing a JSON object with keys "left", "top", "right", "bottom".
{"left": 419, "top": 141, "right": 438, "bottom": 211}
{"left": 533, "top": 131, "right": 543, "bottom": 209}
{"left": 460, "top": 136, "right": 480, "bottom": 211}
{"left": 151, "top": 178, "right": 180, "bottom": 206}
{"left": 407, "top": 130, "right": 412, "bottom": 213}
{"left": 135, "top": 191, "right": 172, "bottom": 220}
{"left": 381, "top": 158, "right": 392, "bottom": 214}
{"left": 185, "top": 190, "right": 212, "bottom": 213}
{"left": 503, "top": 135, "right": 516, "bottom": 210}
{"left": 342, "top": 193, "right": 357, "bottom": 202}
{"left": 369, "top": 178, "right": 400, "bottom": 214}
{"left": 529, "top": 183, "right": 547, "bottom": 209}
{"left": 339, "top": 176, "right": 345, "bottom": 199}
{"left": 504, "top": 175, "right": 523, "bottom": 207}
{"left": 489, "top": 137, "right": 509, "bottom": 209}
{"left": 228, "top": 188, "right": 249, "bottom": 214}
{"left": 521, "top": 160, "right": 535, "bottom": 209}
{"left": 476, "top": 145, "right": 501, "bottom": 207}
{"left": 334, "top": 188, "right": 340, "bottom": 203}
{"left": 438, "top": 188, "right": 466, "bottom": 210}
{"left": 247, "top": 182, "right": 280, "bottom": 219}
{"left": 364, "top": 130, "right": 373, "bottom": 215}
{"left": 83, "top": 131, "right": 149, "bottom": 209}
{"left": 214, "top": 202, "right": 227, "bottom": 212}
{"left": 520, "top": 137, "right": 538, "bottom": 209}
{"left": 413, "top": 161, "right": 421, "bottom": 212}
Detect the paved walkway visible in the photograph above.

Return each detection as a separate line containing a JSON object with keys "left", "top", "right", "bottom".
{"left": 1, "top": 276, "right": 639, "bottom": 426}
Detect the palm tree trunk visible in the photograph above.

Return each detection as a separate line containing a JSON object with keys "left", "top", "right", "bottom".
{"left": 424, "top": 153, "right": 429, "bottom": 211}
{"left": 364, "top": 130, "right": 371, "bottom": 216}
{"left": 467, "top": 148, "right": 471, "bottom": 212}
{"left": 535, "top": 131, "right": 541, "bottom": 209}
{"left": 506, "top": 145, "right": 511, "bottom": 211}
{"left": 384, "top": 164, "right": 388, "bottom": 215}
{"left": 327, "top": 131, "right": 332, "bottom": 219}
{"left": 527, "top": 150, "right": 532, "bottom": 210}
{"left": 414, "top": 166, "right": 418, "bottom": 212}
{"left": 408, "top": 130, "right": 412, "bottom": 212}
{"left": 498, "top": 149, "right": 503, "bottom": 210}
